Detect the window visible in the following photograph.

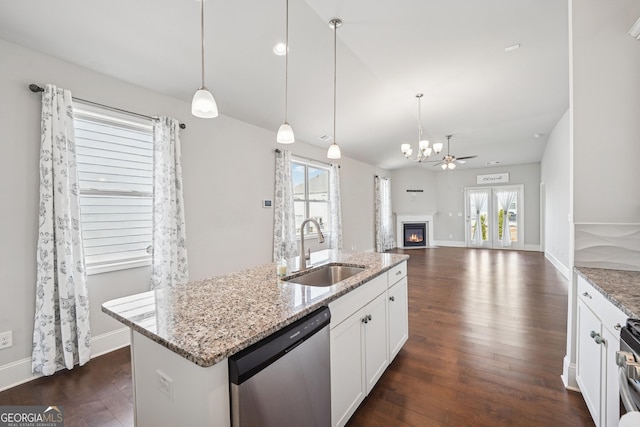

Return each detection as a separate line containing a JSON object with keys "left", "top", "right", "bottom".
{"left": 292, "top": 160, "right": 330, "bottom": 236}
{"left": 73, "top": 103, "right": 154, "bottom": 274}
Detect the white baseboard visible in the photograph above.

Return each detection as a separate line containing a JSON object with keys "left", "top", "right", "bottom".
{"left": 433, "top": 241, "right": 542, "bottom": 252}
{"left": 561, "top": 355, "right": 579, "bottom": 392}
{"left": 545, "top": 251, "right": 570, "bottom": 280}
{"left": 91, "top": 326, "right": 130, "bottom": 357}
{"left": 433, "top": 240, "right": 466, "bottom": 248}
{"left": 0, "top": 327, "right": 130, "bottom": 392}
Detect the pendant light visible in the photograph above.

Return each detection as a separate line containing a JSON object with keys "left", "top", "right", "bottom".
{"left": 276, "top": 0, "right": 295, "bottom": 143}
{"left": 327, "top": 18, "right": 342, "bottom": 160}
{"left": 191, "top": 0, "right": 218, "bottom": 118}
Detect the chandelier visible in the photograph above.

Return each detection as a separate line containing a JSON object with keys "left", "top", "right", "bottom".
{"left": 400, "top": 93, "right": 443, "bottom": 162}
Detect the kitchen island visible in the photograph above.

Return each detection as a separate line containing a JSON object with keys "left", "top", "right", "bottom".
{"left": 102, "top": 250, "right": 409, "bottom": 427}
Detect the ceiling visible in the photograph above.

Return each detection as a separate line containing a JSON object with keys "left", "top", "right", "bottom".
{"left": 0, "top": 0, "right": 568, "bottom": 170}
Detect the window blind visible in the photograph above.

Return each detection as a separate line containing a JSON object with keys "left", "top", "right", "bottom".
{"left": 74, "top": 107, "right": 154, "bottom": 272}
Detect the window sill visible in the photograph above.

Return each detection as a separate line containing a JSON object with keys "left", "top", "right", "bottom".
{"left": 86, "top": 258, "right": 151, "bottom": 275}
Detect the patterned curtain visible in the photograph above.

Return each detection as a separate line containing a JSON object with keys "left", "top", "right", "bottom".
{"left": 470, "top": 192, "right": 488, "bottom": 246}
{"left": 329, "top": 163, "right": 343, "bottom": 250}
{"left": 375, "top": 176, "right": 395, "bottom": 252}
{"left": 33, "top": 84, "right": 91, "bottom": 376}
{"left": 497, "top": 190, "right": 517, "bottom": 247}
{"left": 150, "top": 117, "right": 189, "bottom": 290}
{"left": 273, "top": 149, "right": 297, "bottom": 261}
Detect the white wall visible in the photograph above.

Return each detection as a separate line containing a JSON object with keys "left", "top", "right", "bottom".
{"left": 389, "top": 168, "right": 438, "bottom": 215}
{"left": 541, "top": 110, "right": 571, "bottom": 275}
{"left": 433, "top": 164, "right": 541, "bottom": 247}
{"left": 389, "top": 163, "right": 541, "bottom": 248}
{"left": 572, "top": 0, "right": 640, "bottom": 224}
{"left": 0, "top": 39, "right": 384, "bottom": 375}
{"left": 562, "top": 0, "right": 640, "bottom": 391}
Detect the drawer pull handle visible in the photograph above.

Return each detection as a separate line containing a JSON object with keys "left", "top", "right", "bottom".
{"left": 615, "top": 323, "right": 622, "bottom": 331}
{"left": 582, "top": 292, "right": 592, "bottom": 299}
{"left": 396, "top": 270, "right": 402, "bottom": 276}
{"left": 389, "top": 296, "right": 395, "bottom": 302}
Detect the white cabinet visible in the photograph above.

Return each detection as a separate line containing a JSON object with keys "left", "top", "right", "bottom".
{"left": 576, "top": 298, "right": 604, "bottom": 423}
{"left": 388, "top": 276, "right": 408, "bottom": 361}
{"left": 329, "top": 261, "right": 408, "bottom": 427}
{"left": 576, "top": 276, "right": 627, "bottom": 427}
{"left": 330, "top": 285, "right": 389, "bottom": 427}
{"left": 330, "top": 306, "right": 367, "bottom": 427}
{"left": 364, "top": 292, "right": 390, "bottom": 394}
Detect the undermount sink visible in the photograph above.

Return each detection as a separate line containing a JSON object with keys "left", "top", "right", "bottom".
{"left": 285, "top": 264, "right": 366, "bottom": 287}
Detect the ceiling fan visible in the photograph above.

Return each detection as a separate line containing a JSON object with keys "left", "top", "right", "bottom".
{"left": 430, "top": 135, "right": 477, "bottom": 170}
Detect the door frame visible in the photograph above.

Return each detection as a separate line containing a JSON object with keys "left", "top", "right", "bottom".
{"left": 464, "top": 184, "right": 524, "bottom": 249}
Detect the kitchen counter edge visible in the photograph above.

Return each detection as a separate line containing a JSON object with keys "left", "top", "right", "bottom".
{"left": 574, "top": 266, "right": 640, "bottom": 319}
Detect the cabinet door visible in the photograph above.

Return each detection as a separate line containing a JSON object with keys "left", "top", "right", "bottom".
{"left": 364, "top": 292, "right": 389, "bottom": 395}
{"left": 331, "top": 309, "right": 366, "bottom": 427}
{"left": 388, "top": 277, "right": 408, "bottom": 361}
{"left": 576, "top": 299, "right": 603, "bottom": 425}
{"left": 603, "top": 326, "right": 620, "bottom": 427}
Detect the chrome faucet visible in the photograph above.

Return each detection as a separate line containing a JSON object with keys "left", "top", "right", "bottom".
{"left": 299, "top": 218, "right": 325, "bottom": 271}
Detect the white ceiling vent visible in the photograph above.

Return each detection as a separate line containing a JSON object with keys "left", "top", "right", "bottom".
{"left": 319, "top": 134, "right": 333, "bottom": 142}
{"left": 629, "top": 17, "right": 640, "bottom": 40}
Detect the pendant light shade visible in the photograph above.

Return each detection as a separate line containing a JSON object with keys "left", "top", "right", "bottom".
{"left": 327, "top": 18, "right": 342, "bottom": 159}
{"left": 277, "top": 0, "right": 295, "bottom": 143}
{"left": 192, "top": 88, "right": 218, "bottom": 118}
{"left": 276, "top": 122, "right": 295, "bottom": 144}
{"left": 327, "top": 142, "right": 341, "bottom": 159}
{"left": 192, "top": 0, "right": 218, "bottom": 119}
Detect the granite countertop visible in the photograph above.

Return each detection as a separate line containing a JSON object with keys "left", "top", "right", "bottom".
{"left": 574, "top": 267, "right": 640, "bottom": 319}
{"left": 102, "top": 250, "right": 409, "bottom": 367}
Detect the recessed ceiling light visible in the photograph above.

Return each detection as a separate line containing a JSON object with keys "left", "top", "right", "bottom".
{"left": 485, "top": 160, "right": 501, "bottom": 166}
{"left": 273, "top": 42, "right": 287, "bottom": 56}
{"left": 319, "top": 134, "right": 333, "bottom": 142}
{"left": 533, "top": 133, "right": 542, "bottom": 138}
{"left": 504, "top": 43, "right": 521, "bottom": 53}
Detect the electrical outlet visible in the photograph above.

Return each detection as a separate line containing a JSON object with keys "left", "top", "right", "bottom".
{"left": 156, "top": 370, "right": 174, "bottom": 400}
{"left": 0, "top": 331, "right": 13, "bottom": 350}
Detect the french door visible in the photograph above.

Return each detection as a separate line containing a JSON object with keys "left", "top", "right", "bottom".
{"left": 464, "top": 185, "right": 523, "bottom": 249}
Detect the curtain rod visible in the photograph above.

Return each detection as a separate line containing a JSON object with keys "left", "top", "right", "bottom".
{"left": 29, "top": 84, "right": 186, "bottom": 130}
{"left": 274, "top": 149, "right": 339, "bottom": 168}
{"left": 374, "top": 175, "right": 389, "bottom": 180}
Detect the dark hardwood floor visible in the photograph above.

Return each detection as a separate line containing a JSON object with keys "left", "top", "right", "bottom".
{"left": 347, "top": 247, "right": 593, "bottom": 427}
{"left": 0, "top": 345, "right": 133, "bottom": 426}
{"left": 0, "top": 248, "right": 593, "bottom": 426}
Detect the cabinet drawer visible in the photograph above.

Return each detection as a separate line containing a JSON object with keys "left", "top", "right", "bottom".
{"left": 388, "top": 262, "right": 407, "bottom": 286}
{"left": 577, "top": 276, "right": 627, "bottom": 335}
{"left": 330, "top": 274, "right": 387, "bottom": 329}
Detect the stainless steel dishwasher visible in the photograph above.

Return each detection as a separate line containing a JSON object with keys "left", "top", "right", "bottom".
{"left": 228, "top": 306, "right": 331, "bottom": 427}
